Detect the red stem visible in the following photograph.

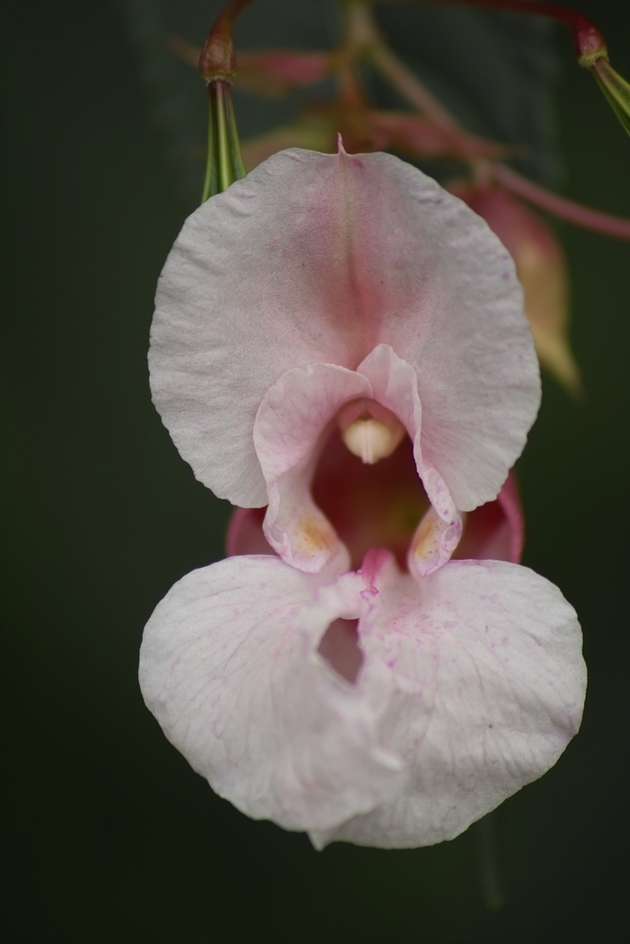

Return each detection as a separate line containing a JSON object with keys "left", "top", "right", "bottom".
{"left": 402, "top": 0, "right": 607, "bottom": 62}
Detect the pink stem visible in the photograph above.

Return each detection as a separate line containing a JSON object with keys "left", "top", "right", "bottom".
{"left": 495, "top": 164, "right": 630, "bottom": 239}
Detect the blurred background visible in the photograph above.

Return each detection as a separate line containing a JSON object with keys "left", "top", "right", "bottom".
{"left": 2, "top": 1, "right": 629, "bottom": 941}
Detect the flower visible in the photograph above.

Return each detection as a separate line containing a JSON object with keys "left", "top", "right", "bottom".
{"left": 142, "top": 146, "right": 585, "bottom": 847}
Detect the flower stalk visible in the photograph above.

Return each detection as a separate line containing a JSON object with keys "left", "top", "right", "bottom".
{"left": 591, "top": 58, "right": 630, "bottom": 137}
{"left": 202, "top": 81, "right": 246, "bottom": 200}
{"left": 494, "top": 164, "right": 630, "bottom": 240}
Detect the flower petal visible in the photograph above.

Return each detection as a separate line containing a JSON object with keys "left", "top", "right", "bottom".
{"left": 139, "top": 556, "right": 405, "bottom": 833}
{"left": 453, "top": 472, "right": 524, "bottom": 564}
{"left": 313, "top": 555, "right": 585, "bottom": 849}
{"left": 357, "top": 344, "right": 462, "bottom": 575}
{"left": 356, "top": 345, "right": 463, "bottom": 573}
{"left": 150, "top": 148, "right": 539, "bottom": 508}
{"left": 254, "top": 363, "right": 370, "bottom": 572}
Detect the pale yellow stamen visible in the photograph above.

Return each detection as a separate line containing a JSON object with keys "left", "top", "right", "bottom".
{"left": 342, "top": 417, "right": 405, "bottom": 465}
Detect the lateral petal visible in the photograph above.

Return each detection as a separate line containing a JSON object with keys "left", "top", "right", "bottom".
{"left": 254, "top": 363, "right": 369, "bottom": 573}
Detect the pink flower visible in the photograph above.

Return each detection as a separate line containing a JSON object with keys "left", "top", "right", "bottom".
{"left": 141, "top": 147, "right": 585, "bottom": 847}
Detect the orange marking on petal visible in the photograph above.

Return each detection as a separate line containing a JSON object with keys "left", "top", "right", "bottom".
{"left": 411, "top": 508, "right": 441, "bottom": 561}
{"left": 296, "top": 516, "right": 336, "bottom": 555}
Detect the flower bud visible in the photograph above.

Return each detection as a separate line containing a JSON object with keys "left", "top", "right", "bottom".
{"left": 450, "top": 182, "right": 582, "bottom": 397}
{"left": 198, "top": 0, "right": 252, "bottom": 82}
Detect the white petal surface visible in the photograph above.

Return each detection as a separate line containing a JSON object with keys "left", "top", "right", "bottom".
{"left": 150, "top": 148, "right": 539, "bottom": 508}
{"left": 139, "top": 557, "right": 405, "bottom": 833}
{"left": 313, "top": 555, "right": 585, "bottom": 849}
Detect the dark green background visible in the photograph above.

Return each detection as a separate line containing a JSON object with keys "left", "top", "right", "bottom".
{"left": 2, "top": 2, "right": 629, "bottom": 942}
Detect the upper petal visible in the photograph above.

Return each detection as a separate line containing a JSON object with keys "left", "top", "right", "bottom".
{"left": 314, "top": 555, "right": 585, "bottom": 849}
{"left": 150, "top": 147, "right": 539, "bottom": 508}
{"left": 139, "top": 556, "right": 405, "bottom": 833}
